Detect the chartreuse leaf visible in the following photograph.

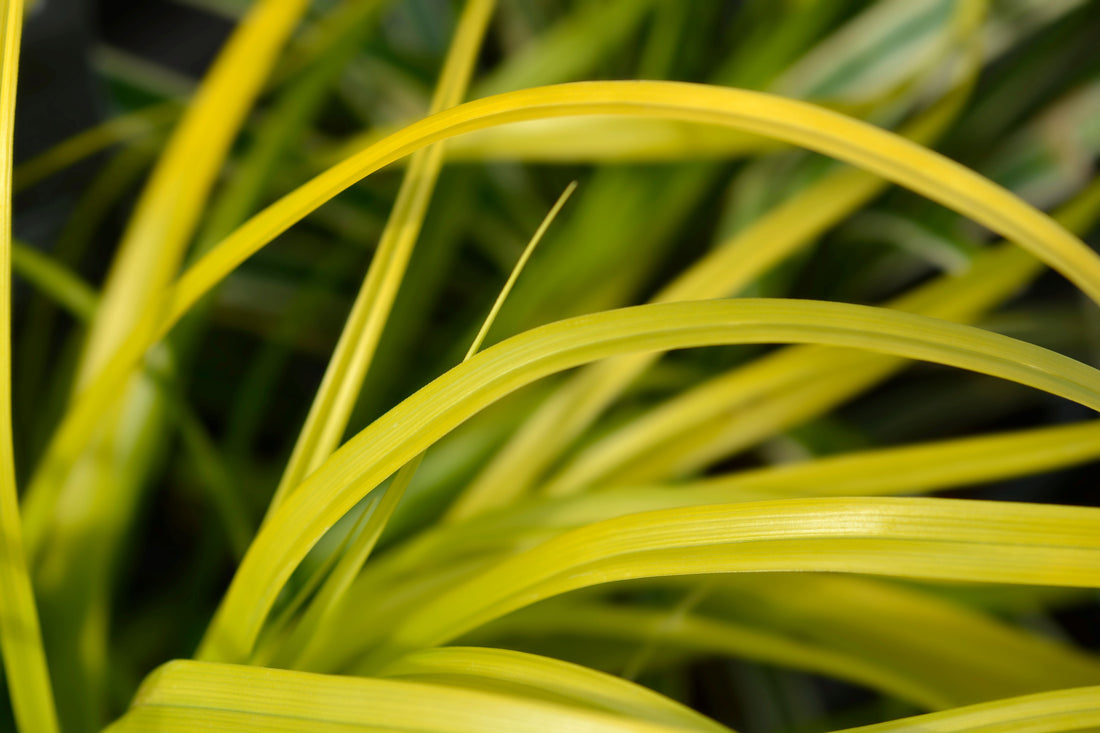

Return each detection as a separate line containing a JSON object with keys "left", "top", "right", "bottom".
{"left": 833, "top": 686, "right": 1100, "bottom": 733}
{"left": 395, "top": 117, "right": 776, "bottom": 164}
{"left": 361, "top": 496, "right": 1100, "bottom": 668}
{"left": 108, "top": 660, "right": 720, "bottom": 733}
{"left": 0, "top": 1, "right": 59, "bottom": 730}
{"left": 198, "top": 296, "right": 1100, "bottom": 664}
{"left": 25, "top": 81, "right": 1100, "bottom": 556}
{"left": 460, "top": 599, "right": 958, "bottom": 711}
{"left": 266, "top": 0, "right": 496, "bottom": 517}
{"left": 334, "top": 405, "right": 1100, "bottom": 627}
{"left": 377, "top": 646, "right": 728, "bottom": 733}
{"left": 314, "top": 489, "right": 1100, "bottom": 697}
{"left": 679, "top": 418, "right": 1100, "bottom": 497}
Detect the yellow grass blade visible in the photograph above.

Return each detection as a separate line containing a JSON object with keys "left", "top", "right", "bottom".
{"left": 378, "top": 646, "right": 728, "bottom": 733}
{"left": 465, "top": 181, "right": 577, "bottom": 360}
{"left": 167, "top": 82, "right": 1100, "bottom": 328}
{"left": 325, "top": 117, "right": 776, "bottom": 166}
{"left": 700, "top": 575, "right": 1100, "bottom": 707}
{"left": 363, "top": 497, "right": 1100, "bottom": 666}
{"left": 197, "top": 297, "right": 1100, "bottom": 663}
{"left": 681, "top": 418, "right": 1100, "bottom": 497}
{"left": 110, "top": 660, "right": 719, "bottom": 733}
{"left": 0, "top": 1, "right": 59, "bottom": 730}
{"left": 478, "top": 601, "right": 955, "bottom": 711}
{"left": 311, "top": 486, "right": 1100, "bottom": 689}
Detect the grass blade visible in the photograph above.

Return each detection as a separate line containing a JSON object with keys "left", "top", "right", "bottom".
{"left": 110, "top": 660, "right": 716, "bottom": 733}
{"left": 680, "top": 418, "right": 1100, "bottom": 497}
{"left": 378, "top": 646, "right": 728, "bottom": 733}
{"left": 0, "top": 0, "right": 59, "bottom": 729}
{"left": 169, "top": 81, "right": 1100, "bottom": 326}
{"left": 365, "top": 496, "right": 1100, "bottom": 665}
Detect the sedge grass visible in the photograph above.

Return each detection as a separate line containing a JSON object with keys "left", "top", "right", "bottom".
{"left": 3, "top": 2, "right": 1100, "bottom": 733}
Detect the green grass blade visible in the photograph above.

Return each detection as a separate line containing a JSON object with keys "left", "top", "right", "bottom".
{"left": 474, "top": 0, "right": 654, "bottom": 97}
{"left": 0, "top": 0, "right": 59, "bottom": 729}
